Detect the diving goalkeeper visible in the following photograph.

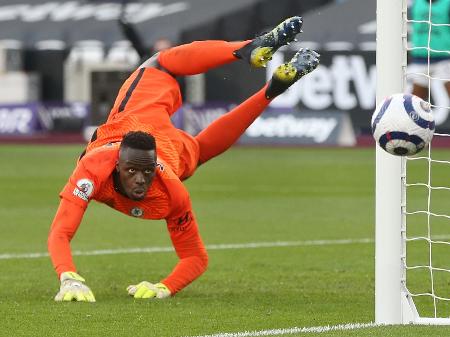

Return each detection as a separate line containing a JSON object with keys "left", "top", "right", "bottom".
{"left": 48, "top": 16, "right": 320, "bottom": 302}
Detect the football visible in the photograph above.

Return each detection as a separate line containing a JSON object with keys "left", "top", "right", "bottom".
{"left": 371, "top": 93, "right": 435, "bottom": 156}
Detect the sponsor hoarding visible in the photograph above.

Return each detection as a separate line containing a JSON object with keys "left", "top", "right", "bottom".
{"left": 182, "top": 103, "right": 356, "bottom": 146}
{"left": 0, "top": 102, "right": 89, "bottom": 135}
{"left": 0, "top": 103, "right": 42, "bottom": 134}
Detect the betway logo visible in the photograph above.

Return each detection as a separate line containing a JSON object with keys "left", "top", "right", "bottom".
{"left": 246, "top": 115, "right": 338, "bottom": 143}
{"left": 269, "top": 54, "right": 376, "bottom": 111}
{"left": 0, "top": 2, "right": 189, "bottom": 23}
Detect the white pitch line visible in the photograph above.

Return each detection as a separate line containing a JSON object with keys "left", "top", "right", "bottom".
{"left": 0, "top": 238, "right": 373, "bottom": 261}
{"left": 183, "top": 322, "right": 379, "bottom": 337}
{"left": 2, "top": 235, "right": 448, "bottom": 261}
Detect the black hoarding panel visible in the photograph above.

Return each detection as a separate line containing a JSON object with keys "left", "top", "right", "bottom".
{"left": 205, "top": 50, "right": 450, "bottom": 134}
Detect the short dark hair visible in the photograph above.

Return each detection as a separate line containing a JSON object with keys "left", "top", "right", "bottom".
{"left": 121, "top": 131, "right": 156, "bottom": 151}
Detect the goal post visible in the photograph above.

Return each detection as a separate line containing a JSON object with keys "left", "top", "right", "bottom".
{"left": 375, "top": 0, "right": 450, "bottom": 325}
{"left": 375, "top": 0, "right": 406, "bottom": 324}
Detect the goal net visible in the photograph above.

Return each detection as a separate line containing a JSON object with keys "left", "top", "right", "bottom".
{"left": 375, "top": 0, "right": 450, "bottom": 324}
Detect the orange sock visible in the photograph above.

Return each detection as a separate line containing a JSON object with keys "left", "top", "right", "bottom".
{"left": 158, "top": 40, "right": 250, "bottom": 75}
{"left": 196, "top": 85, "right": 271, "bottom": 164}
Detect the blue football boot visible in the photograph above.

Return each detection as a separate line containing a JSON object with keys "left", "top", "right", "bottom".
{"left": 265, "top": 48, "right": 320, "bottom": 99}
{"left": 234, "top": 16, "right": 303, "bottom": 68}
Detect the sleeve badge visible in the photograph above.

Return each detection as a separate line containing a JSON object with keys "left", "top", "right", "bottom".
{"left": 73, "top": 179, "right": 94, "bottom": 201}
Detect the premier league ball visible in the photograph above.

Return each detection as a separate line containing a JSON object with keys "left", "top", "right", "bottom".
{"left": 371, "top": 93, "right": 435, "bottom": 156}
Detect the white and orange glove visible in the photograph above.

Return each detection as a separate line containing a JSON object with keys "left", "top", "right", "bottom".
{"left": 127, "top": 281, "right": 171, "bottom": 299}
{"left": 54, "top": 272, "right": 96, "bottom": 302}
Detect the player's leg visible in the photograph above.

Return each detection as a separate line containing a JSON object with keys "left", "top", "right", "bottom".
{"left": 195, "top": 85, "right": 270, "bottom": 164}
{"left": 195, "top": 48, "right": 320, "bottom": 164}
{"left": 157, "top": 16, "right": 303, "bottom": 76}
{"left": 158, "top": 41, "right": 249, "bottom": 76}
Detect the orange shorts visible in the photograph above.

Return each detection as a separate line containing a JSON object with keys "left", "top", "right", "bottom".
{"left": 87, "top": 66, "right": 200, "bottom": 180}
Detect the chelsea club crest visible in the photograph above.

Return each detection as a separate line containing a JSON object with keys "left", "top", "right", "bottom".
{"left": 131, "top": 207, "right": 144, "bottom": 217}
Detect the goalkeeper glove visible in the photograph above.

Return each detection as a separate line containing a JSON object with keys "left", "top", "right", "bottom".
{"left": 54, "top": 271, "right": 96, "bottom": 302}
{"left": 127, "top": 281, "right": 171, "bottom": 299}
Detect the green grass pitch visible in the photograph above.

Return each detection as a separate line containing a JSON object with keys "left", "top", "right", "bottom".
{"left": 0, "top": 144, "right": 449, "bottom": 337}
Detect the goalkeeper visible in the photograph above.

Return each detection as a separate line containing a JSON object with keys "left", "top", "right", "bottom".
{"left": 48, "top": 16, "right": 320, "bottom": 302}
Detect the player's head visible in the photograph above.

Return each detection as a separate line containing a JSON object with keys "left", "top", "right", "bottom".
{"left": 116, "top": 131, "right": 157, "bottom": 201}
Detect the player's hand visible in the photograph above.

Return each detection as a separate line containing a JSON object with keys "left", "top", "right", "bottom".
{"left": 54, "top": 271, "right": 96, "bottom": 302}
{"left": 127, "top": 281, "right": 171, "bottom": 299}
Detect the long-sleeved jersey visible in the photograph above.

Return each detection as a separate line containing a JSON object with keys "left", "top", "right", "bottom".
{"left": 48, "top": 142, "right": 208, "bottom": 294}
{"left": 47, "top": 39, "right": 257, "bottom": 295}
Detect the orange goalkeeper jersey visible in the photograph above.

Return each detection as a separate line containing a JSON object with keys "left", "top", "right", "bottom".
{"left": 48, "top": 142, "right": 208, "bottom": 294}
{"left": 61, "top": 142, "right": 190, "bottom": 219}
{"left": 83, "top": 67, "right": 199, "bottom": 180}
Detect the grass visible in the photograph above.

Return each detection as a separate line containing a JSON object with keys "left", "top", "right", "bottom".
{"left": 0, "top": 145, "right": 449, "bottom": 337}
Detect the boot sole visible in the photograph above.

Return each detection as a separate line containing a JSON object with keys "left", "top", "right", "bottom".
{"left": 250, "top": 47, "right": 274, "bottom": 68}
{"left": 249, "top": 17, "right": 302, "bottom": 68}
{"left": 274, "top": 63, "right": 298, "bottom": 83}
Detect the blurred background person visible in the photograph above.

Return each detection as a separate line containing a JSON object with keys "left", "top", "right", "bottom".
{"left": 408, "top": 0, "right": 450, "bottom": 100}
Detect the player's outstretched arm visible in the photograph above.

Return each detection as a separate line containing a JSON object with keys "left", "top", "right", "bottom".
{"left": 48, "top": 199, "right": 85, "bottom": 275}
{"left": 126, "top": 210, "right": 208, "bottom": 299}
{"left": 48, "top": 198, "right": 93, "bottom": 301}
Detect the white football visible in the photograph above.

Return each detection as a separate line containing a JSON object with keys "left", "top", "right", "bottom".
{"left": 371, "top": 93, "right": 435, "bottom": 156}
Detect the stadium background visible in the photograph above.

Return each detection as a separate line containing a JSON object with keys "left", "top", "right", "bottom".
{"left": 2, "top": 0, "right": 448, "bottom": 143}
{"left": 1, "top": 1, "right": 450, "bottom": 336}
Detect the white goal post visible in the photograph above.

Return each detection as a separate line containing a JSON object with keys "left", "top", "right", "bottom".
{"left": 375, "top": 0, "right": 450, "bottom": 325}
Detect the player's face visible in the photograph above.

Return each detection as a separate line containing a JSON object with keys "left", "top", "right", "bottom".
{"left": 116, "top": 147, "right": 157, "bottom": 201}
